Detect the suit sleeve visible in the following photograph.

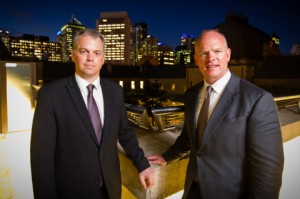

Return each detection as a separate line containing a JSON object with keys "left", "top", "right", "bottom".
{"left": 162, "top": 88, "right": 192, "bottom": 163}
{"left": 162, "top": 122, "right": 191, "bottom": 163}
{"left": 30, "top": 88, "right": 57, "bottom": 199}
{"left": 246, "top": 92, "right": 284, "bottom": 199}
{"left": 117, "top": 89, "right": 150, "bottom": 173}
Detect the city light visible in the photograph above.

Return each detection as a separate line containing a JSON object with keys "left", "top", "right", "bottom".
{"left": 5, "top": 63, "right": 17, "bottom": 67}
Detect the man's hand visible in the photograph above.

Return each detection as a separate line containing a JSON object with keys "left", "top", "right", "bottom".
{"left": 147, "top": 155, "right": 167, "bottom": 166}
{"left": 139, "top": 166, "right": 155, "bottom": 189}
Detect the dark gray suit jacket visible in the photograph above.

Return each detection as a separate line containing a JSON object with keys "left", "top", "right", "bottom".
{"left": 30, "top": 76, "right": 150, "bottom": 199}
{"left": 163, "top": 73, "right": 284, "bottom": 199}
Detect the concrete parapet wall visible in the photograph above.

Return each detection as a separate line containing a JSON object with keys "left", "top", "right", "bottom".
{"left": 119, "top": 128, "right": 187, "bottom": 199}
{"left": 282, "top": 121, "right": 300, "bottom": 142}
{"left": 119, "top": 152, "right": 188, "bottom": 199}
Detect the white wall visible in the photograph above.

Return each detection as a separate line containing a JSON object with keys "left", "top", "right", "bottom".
{"left": 280, "top": 136, "right": 300, "bottom": 199}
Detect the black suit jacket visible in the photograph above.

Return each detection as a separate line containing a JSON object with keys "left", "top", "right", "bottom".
{"left": 163, "top": 74, "right": 284, "bottom": 199}
{"left": 30, "top": 76, "right": 150, "bottom": 199}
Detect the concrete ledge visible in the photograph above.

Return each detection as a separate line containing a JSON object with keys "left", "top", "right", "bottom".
{"left": 279, "top": 106, "right": 300, "bottom": 142}
{"left": 119, "top": 152, "right": 188, "bottom": 199}
{"left": 282, "top": 121, "right": 300, "bottom": 142}
{"left": 119, "top": 128, "right": 188, "bottom": 199}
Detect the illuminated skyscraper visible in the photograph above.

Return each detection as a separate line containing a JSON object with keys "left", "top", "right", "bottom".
{"left": 139, "top": 35, "right": 158, "bottom": 61}
{"left": 174, "top": 33, "right": 195, "bottom": 65}
{"left": 57, "top": 15, "right": 85, "bottom": 62}
{"left": 180, "top": 33, "right": 195, "bottom": 50}
{"left": 157, "top": 43, "right": 174, "bottom": 66}
{"left": 97, "top": 11, "right": 133, "bottom": 65}
{"left": 133, "top": 22, "right": 148, "bottom": 64}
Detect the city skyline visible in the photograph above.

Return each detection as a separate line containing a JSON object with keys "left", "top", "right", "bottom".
{"left": 1, "top": 0, "right": 299, "bottom": 54}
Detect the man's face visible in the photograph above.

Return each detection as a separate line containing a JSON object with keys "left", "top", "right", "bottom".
{"left": 194, "top": 31, "right": 231, "bottom": 84}
{"left": 72, "top": 35, "right": 105, "bottom": 82}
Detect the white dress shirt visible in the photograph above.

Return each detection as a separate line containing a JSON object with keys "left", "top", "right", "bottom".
{"left": 75, "top": 74, "right": 104, "bottom": 125}
{"left": 196, "top": 70, "right": 231, "bottom": 124}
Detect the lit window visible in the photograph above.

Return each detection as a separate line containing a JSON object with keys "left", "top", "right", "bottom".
{"left": 171, "top": 84, "right": 176, "bottom": 91}
{"left": 131, "top": 81, "right": 135, "bottom": 90}
{"left": 119, "top": 81, "right": 123, "bottom": 87}
{"left": 140, "top": 81, "right": 144, "bottom": 89}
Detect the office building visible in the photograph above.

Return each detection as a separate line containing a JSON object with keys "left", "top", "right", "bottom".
{"left": 133, "top": 22, "right": 148, "bottom": 64}
{"left": 96, "top": 11, "right": 133, "bottom": 65}
{"left": 174, "top": 33, "right": 195, "bottom": 65}
{"left": 57, "top": 15, "right": 85, "bottom": 62}
{"left": 157, "top": 43, "right": 175, "bottom": 66}
{"left": 137, "top": 35, "right": 158, "bottom": 64}
{"left": 0, "top": 30, "right": 61, "bottom": 62}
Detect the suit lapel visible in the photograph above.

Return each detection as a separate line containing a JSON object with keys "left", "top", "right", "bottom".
{"left": 66, "top": 76, "right": 99, "bottom": 145}
{"left": 100, "top": 79, "right": 108, "bottom": 132}
{"left": 188, "top": 82, "right": 203, "bottom": 148}
{"left": 199, "top": 75, "right": 240, "bottom": 150}
{"left": 99, "top": 78, "right": 114, "bottom": 143}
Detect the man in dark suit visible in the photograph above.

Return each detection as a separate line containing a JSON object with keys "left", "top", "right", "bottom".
{"left": 147, "top": 29, "right": 284, "bottom": 198}
{"left": 30, "top": 29, "right": 155, "bottom": 199}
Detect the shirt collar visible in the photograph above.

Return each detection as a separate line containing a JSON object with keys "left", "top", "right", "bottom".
{"left": 75, "top": 74, "right": 101, "bottom": 93}
{"left": 204, "top": 70, "right": 231, "bottom": 95}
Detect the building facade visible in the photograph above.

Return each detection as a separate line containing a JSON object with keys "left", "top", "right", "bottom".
{"left": 174, "top": 33, "right": 195, "bottom": 66}
{"left": 157, "top": 43, "right": 175, "bottom": 66}
{"left": 97, "top": 11, "right": 133, "bottom": 65}
{"left": 56, "top": 15, "right": 85, "bottom": 62}
{"left": 0, "top": 30, "right": 61, "bottom": 62}
{"left": 133, "top": 22, "right": 148, "bottom": 64}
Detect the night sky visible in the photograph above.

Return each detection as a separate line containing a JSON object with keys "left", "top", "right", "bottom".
{"left": 1, "top": 0, "right": 299, "bottom": 55}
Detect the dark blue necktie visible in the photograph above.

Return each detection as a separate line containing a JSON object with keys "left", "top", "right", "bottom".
{"left": 87, "top": 84, "right": 102, "bottom": 144}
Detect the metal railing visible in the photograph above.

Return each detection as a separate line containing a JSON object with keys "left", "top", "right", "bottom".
{"left": 125, "top": 94, "right": 300, "bottom": 132}
{"left": 151, "top": 106, "right": 184, "bottom": 132}
{"left": 274, "top": 95, "right": 300, "bottom": 113}
{"left": 125, "top": 104, "right": 153, "bottom": 131}
{"left": 125, "top": 104, "right": 184, "bottom": 132}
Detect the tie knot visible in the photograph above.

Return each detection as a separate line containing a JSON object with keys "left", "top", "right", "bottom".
{"left": 206, "top": 85, "right": 213, "bottom": 94}
{"left": 87, "top": 84, "right": 95, "bottom": 93}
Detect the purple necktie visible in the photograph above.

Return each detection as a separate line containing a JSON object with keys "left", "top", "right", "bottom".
{"left": 197, "top": 85, "right": 213, "bottom": 146}
{"left": 87, "top": 84, "right": 102, "bottom": 144}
